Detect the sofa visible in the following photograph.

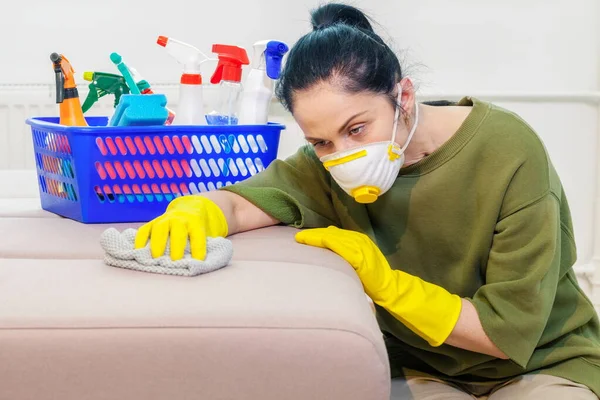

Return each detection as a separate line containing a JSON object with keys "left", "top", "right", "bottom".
{"left": 0, "top": 171, "right": 391, "bottom": 399}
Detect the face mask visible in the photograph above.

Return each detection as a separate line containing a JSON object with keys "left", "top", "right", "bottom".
{"left": 320, "top": 89, "right": 419, "bottom": 204}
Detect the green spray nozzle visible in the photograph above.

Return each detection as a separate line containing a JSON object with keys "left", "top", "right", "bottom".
{"left": 81, "top": 72, "right": 132, "bottom": 113}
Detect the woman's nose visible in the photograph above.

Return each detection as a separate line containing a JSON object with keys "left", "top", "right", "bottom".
{"left": 333, "top": 138, "right": 359, "bottom": 153}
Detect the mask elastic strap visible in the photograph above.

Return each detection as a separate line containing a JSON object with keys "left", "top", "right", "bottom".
{"left": 390, "top": 90, "right": 402, "bottom": 147}
{"left": 399, "top": 102, "right": 419, "bottom": 154}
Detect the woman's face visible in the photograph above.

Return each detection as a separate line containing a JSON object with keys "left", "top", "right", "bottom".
{"left": 292, "top": 81, "right": 402, "bottom": 158}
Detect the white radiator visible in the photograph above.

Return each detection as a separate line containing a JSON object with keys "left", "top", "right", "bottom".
{"left": 1, "top": 83, "right": 600, "bottom": 307}
{"left": 0, "top": 83, "right": 180, "bottom": 170}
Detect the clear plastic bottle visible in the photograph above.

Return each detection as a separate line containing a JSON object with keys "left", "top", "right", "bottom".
{"left": 206, "top": 44, "right": 249, "bottom": 125}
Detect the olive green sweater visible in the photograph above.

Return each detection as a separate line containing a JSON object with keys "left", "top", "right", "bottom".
{"left": 222, "top": 97, "right": 600, "bottom": 395}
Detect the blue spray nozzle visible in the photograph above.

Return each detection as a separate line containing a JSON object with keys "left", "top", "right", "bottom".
{"left": 109, "top": 53, "right": 122, "bottom": 64}
{"left": 109, "top": 52, "right": 141, "bottom": 95}
{"left": 265, "top": 41, "right": 289, "bottom": 80}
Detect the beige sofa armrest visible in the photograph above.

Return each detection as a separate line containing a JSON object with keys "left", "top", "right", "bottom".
{"left": 0, "top": 220, "right": 391, "bottom": 400}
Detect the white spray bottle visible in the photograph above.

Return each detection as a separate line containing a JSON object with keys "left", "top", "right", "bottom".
{"left": 157, "top": 36, "right": 210, "bottom": 125}
{"left": 238, "top": 40, "right": 289, "bottom": 125}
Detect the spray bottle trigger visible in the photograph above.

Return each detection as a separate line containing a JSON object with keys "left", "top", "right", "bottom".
{"left": 55, "top": 72, "right": 65, "bottom": 103}
{"left": 50, "top": 53, "right": 65, "bottom": 103}
{"left": 210, "top": 64, "right": 223, "bottom": 84}
{"left": 265, "top": 53, "right": 282, "bottom": 80}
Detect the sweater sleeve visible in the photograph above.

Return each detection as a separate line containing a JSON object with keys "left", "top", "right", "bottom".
{"left": 220, "top": 145, "right": 340, "bottom": 228}
{"left": 468, "top": 192, "right": 576, "bottom": 368}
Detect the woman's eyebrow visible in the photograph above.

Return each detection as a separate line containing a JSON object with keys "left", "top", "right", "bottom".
{"left": 304, "top": 110, "right": 369, "bottom": 142}
{"left": 338, "top": 111, "right": 368, "bottom": 134}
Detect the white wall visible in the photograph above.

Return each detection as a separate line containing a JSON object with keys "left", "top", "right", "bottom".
{"left": 1, "top": 0, "right": 599, "bottom": 300}
{"left": 2, "top": 0, "right": 597, "bottom": 89}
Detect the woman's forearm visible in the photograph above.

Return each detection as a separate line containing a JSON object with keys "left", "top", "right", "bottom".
{"left": 202, "top": 190, "right": 280, "bottom": 235}
{"left": 444, "top": 298, "right": 509, "bottom": 360}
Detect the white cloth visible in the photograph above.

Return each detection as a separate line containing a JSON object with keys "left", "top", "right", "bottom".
{"left": 100, "top": 228, "right": 233, "bottom": 276}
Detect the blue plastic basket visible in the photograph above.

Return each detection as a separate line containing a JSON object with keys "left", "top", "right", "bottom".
{"left": 25, "top": 116, "right": 284, "bottom": 223}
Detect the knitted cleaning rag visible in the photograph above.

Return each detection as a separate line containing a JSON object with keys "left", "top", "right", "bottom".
{"left": 100, "top": 228, "right": 233, "bottom": 276}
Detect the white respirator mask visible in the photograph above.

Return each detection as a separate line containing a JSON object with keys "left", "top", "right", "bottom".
{"left": 320, "top": 87, "right": 419, "bottom": 203}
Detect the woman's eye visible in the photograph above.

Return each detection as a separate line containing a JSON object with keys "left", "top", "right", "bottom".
{"left": 349, "top": 125, "right": 365, "bottom": 135}
{"left": 312, "top": 140, "right": 330, "bottom": 148}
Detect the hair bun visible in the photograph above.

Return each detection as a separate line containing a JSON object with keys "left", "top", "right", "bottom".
{"left": 311, "top": 3, "right": 374, "bottom": 32}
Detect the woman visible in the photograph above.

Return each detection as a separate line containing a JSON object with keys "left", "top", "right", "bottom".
{"left": 135, "top": 3, "right": 600, "bottom": 399}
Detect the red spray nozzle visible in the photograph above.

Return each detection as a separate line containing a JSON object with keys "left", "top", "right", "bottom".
{"left": 210, "top": 44, "right": 250, "bottom": 84}
{"left": 157, "top": 36, "right": 168, "bottom": 47}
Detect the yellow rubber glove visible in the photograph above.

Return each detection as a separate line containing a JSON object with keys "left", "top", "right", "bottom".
{"left": 134, "top": 195, "right": 228, "bottom": 261}
{"left": 295, "top": 226, "right": 462, "bottom": 347}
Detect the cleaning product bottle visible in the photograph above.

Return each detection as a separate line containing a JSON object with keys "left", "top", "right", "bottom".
{"left": 157, "top": 36, "right": 210, "bottom": 125}
{"left": 81, "top": 72, "right": 131, "bottom": 113}
{"left": 207, "top": 44, "right": 250, "bottom": 125}
{"left": 110, "top": 52, "right": 141, "bottom": 95}
{"left": 129, "top": 67, "right": 176, "bottom": 125}
{"left": 238, "top": 40, "right": 289, "bottom": 125}
{"left": 50, "top": 53, "right": 87, "bottom": 126}
{"left": 108, "top": 52, "right": 169, "bottom": 127}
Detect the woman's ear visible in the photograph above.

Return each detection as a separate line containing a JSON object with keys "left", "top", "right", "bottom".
{"left": 399, "top": 78, "right": 415, "bottom": 116}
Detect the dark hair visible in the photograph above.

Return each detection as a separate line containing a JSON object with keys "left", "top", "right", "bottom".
{"left": 275, "top": 3, "right": 403, "bottom": 113}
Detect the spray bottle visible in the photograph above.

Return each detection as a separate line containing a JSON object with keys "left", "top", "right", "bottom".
{"left": 50, "top": 53, "right": 87, "bottom": 126}
{"left": 108, "top": 52, "right": 169, "bottom": 127}
{"left": 157, "top": 36, "right": 210, "bottom": 125}
{"left": 81, "top": 72, "right": 131, "bottom": 113}
{"left": 207, "top": 44, "right": 250, "bottom": 125}
{"left": 238, "top": 40, "right": 288, "bottom": 125}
